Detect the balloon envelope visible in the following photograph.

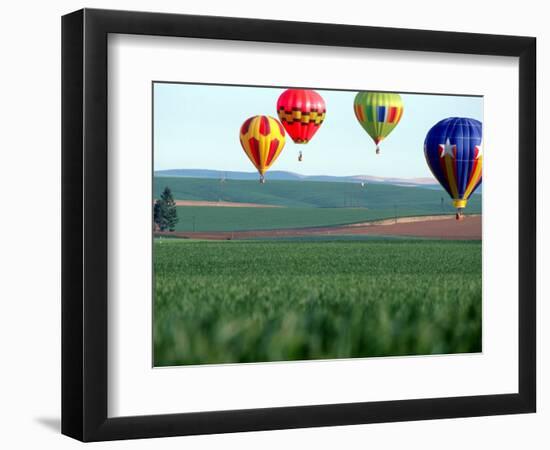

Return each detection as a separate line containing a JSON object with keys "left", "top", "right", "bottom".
{"left": 239, "top": 115, "right": 286, "bottom": 181}
{"left": 424, "top": 117, "right": 482, "bottom": 211}
{"left": 353, "top": 92, "right": 404, "bottom": 152}
{"left": 277, "top": 89, "right": 326, "bottom": 144}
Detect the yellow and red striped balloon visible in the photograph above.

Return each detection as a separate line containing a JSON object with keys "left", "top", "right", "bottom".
{"left": 239, "top": 115, "right": 286, "bottom": 183}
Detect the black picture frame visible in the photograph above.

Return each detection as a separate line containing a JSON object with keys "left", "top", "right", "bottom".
{"left": 62, "top": 8, "right": 536, "bottom": 442}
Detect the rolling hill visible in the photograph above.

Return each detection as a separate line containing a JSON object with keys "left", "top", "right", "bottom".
{"left": 153, "top": 176, "right": 481, "bottom": 232}
{"left": 154, "top": 176, "right": 481, "bottom": 210}
{"left": 154, "top": 169, "right": 439, "bottom": 187}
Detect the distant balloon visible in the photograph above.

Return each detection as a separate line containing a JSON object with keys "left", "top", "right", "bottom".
{"left": 424, "top": 117, "right": 482, "bottom": 219}
{"left": 353, "top": 92, "right": 404, "bottom": 154}
{"left": 277, "top": 89, "right": 326, "bottom": 160}
{"left": 239, "top": 115, "right": 286, "bottom": 183}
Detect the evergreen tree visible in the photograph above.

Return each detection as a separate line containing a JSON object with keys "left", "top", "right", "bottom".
{"left": 153, "top": 200, "right": 163, "bottom": 231}
{"left": 161, "top": 187, "right": 178, "bottom": 231}
{"left": 153, "top": 187, "right": 179, "bottom": 232}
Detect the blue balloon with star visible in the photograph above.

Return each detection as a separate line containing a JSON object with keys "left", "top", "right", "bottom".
{"left": 424, "top": 117, "right": 483, "bottom": 219}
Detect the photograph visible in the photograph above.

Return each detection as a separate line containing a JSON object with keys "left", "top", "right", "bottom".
{"left": 152, "top": 83, "right": 483, "bottom": 367}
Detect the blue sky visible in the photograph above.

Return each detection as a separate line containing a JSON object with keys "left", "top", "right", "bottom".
{"left": 153, "top": 83, "right": 483, "bottom": 178}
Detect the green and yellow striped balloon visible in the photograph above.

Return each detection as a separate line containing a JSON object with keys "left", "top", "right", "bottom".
{"left": 353, "top": 92, "right": 404, "bottom": 154}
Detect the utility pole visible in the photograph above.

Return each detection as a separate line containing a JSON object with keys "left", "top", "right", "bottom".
{"left": 219, "top": 172, "right": 226, "bottom": 203}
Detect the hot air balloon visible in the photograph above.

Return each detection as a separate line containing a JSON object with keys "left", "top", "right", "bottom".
{"left": 353, "top": 92, "right": 404, "bottom": 154}
{"left": 424, "top": 117, "right": 482, "bottom": 220}
{"left": 277, "top": 89, "right": 326, "bottom": 161}
{"left": 239, "top": 115, "right": 286, "bottom": 183}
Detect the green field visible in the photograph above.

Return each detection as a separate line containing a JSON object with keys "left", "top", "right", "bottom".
{"left": 154, "top": 239, "right": 482, "bottom": 366}
{"left": 155, "top": 177, "right": 481, "bottom": 232}
{"left": 154, "top": 176, "right": 482, "bottom": 209}
{"left": 172, "top": 206, "right": 443, "bottom": 232}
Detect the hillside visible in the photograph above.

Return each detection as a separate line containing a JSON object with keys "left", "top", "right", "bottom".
{"left": 153, "top": 177, "right": 481, "bottom": 232}
{"left": 154, "top": 176, "right": 482, "bottom": 211}
{"left": 154, "top": 169, "right": 439, "bottom": 187}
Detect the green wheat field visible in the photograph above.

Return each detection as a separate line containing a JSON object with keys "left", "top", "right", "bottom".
{"left": 153, "top": 239, "right": 482, "bottom": 366}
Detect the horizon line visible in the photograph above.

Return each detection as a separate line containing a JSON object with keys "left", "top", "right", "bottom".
{"left": 154, "top": 168, "right": 437, "bottom": 181}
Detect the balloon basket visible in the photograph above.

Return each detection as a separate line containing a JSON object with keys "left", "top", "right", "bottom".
{"left": 259, "top": 175, "right": 265, "bottom": 184}
{"left": 375, "top": 146, "right": 380, "bottom": 155}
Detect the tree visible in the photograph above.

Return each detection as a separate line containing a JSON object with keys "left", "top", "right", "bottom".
{"left": 153, "top": 200, "right": 163, "bottom": 231}
{"left": 153, "top": 187, "right": 179, "bottom": 232}
{"left": 161, "top": 187, "right": 178, "bottom": 231}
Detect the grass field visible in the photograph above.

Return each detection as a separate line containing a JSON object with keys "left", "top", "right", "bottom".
{"left": 154, "top": 176, "right": 482, "bottom": 210}
{"left": 172, "top": 206, "right": 445, "bottom": 232}
{"left": 156, "top": 176, "right": 481, "bottom": 232}
{"left": 154, "top": 239, "right": 482, "bottom": 366}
